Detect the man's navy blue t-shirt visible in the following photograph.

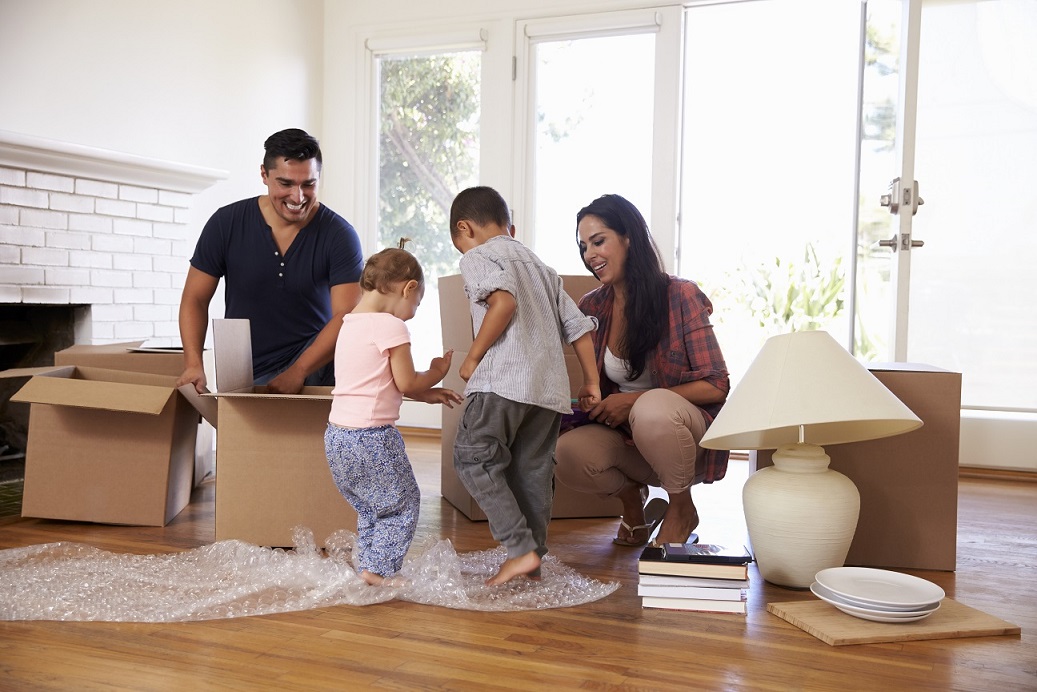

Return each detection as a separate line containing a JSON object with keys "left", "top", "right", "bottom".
{"left": 190, "top": 197, "right": 363, "bottom": 380}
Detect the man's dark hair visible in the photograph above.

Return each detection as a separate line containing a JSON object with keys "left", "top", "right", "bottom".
{"left": 263, "top": 128, "right": 322, "bottom": 171}
{"left": 449, "top": 186, "right": 512, "bottom": 239}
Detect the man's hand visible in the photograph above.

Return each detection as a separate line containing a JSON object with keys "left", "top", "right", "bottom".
{"left": 176, "top": 365, "right": 208, "bottom": 394}
{"left": 266, "top": 365, "right": 306, "bottom": 394}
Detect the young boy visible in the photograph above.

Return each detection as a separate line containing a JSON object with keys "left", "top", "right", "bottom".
{"left": 449, "top": 186, "right": 601, "bottom": 585}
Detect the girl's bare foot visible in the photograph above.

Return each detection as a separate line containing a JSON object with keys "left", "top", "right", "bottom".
{"left": 487, "top": 551, "right": 541, "bottom": 585}
{"left": 360, "top": 569, "right": 384, "bottom": 586}
{"left": 653, "top": 489, "right": 700, "bottom": 545}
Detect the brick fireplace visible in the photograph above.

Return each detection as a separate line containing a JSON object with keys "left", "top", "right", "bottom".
{"left": 0, "top": 129, "right": 226, "bottom": 455}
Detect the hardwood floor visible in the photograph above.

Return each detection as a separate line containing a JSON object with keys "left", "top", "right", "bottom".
{"left": 0, "top": 434, "right": 1034, "bottom": 691}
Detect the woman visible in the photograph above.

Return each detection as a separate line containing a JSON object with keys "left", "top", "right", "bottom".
{"left": 555, "top": 194, "right": 730, "bottom": 547}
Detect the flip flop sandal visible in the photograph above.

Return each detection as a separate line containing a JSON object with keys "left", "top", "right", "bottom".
{"left": 612, "top": 497, "right": 668, "bottom": 546}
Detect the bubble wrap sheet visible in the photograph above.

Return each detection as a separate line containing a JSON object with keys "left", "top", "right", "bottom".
{"left": 0, "top": 528, "right": 619, "bottom": 622}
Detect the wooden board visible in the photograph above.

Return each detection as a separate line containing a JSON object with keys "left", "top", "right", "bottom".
{"left": 767, "top": 598, "right": 1021, "bottom": 646}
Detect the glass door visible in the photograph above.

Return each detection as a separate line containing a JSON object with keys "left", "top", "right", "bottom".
{"left": 678, "top": 0, "right": 866, "bottom": 378}
{"left": 680, "top": 0, "right": 1037, "bottom": 471}
{"left": 896, "top": 0, "right": 1037, "bottom": 470}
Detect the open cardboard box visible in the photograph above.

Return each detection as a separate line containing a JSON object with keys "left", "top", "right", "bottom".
{"left": 438, "top": 273, "right": 622, "bottom": 521}
{"left": 751, "top": 363, "right": 961, "bottom": 571}
{"left": 198, "top": 319, "right": 356, "bottom": 548}
{"left": 1, "top": 365, "right": 201, "bottom": 526}
{"left": 54, "top": 341, "right": 214, "bottom": 486}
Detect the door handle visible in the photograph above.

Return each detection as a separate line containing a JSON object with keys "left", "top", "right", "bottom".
{"left": 878, "top": 235, "right": 925, "bottom": 252}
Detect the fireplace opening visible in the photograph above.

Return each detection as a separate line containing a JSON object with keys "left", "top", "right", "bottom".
{"left": 0, "top": 304, "right": 81, "bottom": 480}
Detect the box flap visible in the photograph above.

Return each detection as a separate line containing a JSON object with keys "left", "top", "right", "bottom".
{"left": 868, "top": 362, "right": 956, "bottom": 375}
{"left": 212, "top": 319, "right": 254, "bottom": 392}
{"left": 438, "top": 274, "right": 473, "bottom": 351}
{"left": 207, "top": 385, "right": 333, "bottom": 401}
{"left": 11, "top": 371, "right": 175, "bottom": 415}
{"left": 0, "top": 365, "right": 78, "bottom": 381}
{"left": 178, "top": 384, "right": 218, "bottom": 427}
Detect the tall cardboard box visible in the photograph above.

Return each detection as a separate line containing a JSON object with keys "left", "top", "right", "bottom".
{"left": 54, "top": 341, "right": 215, "bottom": 487}
{"left": 203, "top": 320, "right": 356, "bottom": 548}
{"left": 2, "top": 365, "right": 200, "bottom": 526}
{"left": 438, "top": 273, "right": 622, "bottom": 521}
{"left": 751, "top": 364, "right": 961, "bottom": 571}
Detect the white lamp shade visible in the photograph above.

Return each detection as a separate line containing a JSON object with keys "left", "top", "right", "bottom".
{"left": 700, "top": 330, "right": 922, "bottom": 450}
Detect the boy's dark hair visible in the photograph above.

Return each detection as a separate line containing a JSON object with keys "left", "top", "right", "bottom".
{"left": 263, "top": 128, "right": 323, "bottom": 172}
{"left": 449, "top": 186, "right": 511, "bottom": 239}
{"left": 360, "top": 239, "right": 424, "bottom": 294}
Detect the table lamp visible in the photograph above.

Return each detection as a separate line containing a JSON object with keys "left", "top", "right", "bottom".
{"left": 699, "top": 330, "right": 922, "bottom": 588}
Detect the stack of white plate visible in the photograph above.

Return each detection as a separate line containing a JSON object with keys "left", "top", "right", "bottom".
{"left": 811, "top": 567, "right": 945, "bottom": 623}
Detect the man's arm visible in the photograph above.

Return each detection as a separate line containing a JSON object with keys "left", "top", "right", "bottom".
{"left": 266, "top": 282, "right": 361, "bottom": 394}
{"left": 177, "top": 267, "right": 220, "bottom": 393}
{"left": 459, "top": 290, "right": 516, "bottom": 381}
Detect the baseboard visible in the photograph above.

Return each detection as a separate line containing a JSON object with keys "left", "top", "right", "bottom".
{"left": 959, "top": 466, "right": 1037, "bottom": 483}
{"left": 398, "top": 426, "right": 440, "bottom": 442}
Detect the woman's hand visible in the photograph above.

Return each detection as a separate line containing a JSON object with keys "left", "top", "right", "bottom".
{"left": 590, "top": 391, "right": 642, "bottom": 428}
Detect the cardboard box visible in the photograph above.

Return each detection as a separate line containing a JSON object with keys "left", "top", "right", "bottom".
{"left": 54, "top": 341, "right": 215, "bottom": 486}
{"left": 55, "top": 341, "right": 186, "bottom": 377}
{"left": 201, "top": 319, "right": 356, "bottom": 548}
{"left": 438, "top": 273, "right": 622, "bottom": 521}
{"left": 751, "top": 364, "right": 961, "bottom": 571}
{"left": 1, "top": 365, "right": 200, "bottom": 526}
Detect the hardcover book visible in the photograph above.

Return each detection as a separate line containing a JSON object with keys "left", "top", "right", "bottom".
{"left": 641, "top": 596, "right": 748, "bottom": 614}
{"left": 636, "top": 583, "right": 747, "bottom": 601}
{"left": 638, "top": 573, "right": 750, "bottom": 589}
{"left": 638, "top": 546, "right": 749, "bottom": 580}
{"left": 660, "top": 543, "right": 752, "bottom": 564}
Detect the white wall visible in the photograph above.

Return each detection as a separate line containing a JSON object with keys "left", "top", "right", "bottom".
{"left": 0, "top": 0, "right": 326, "bottom": 270}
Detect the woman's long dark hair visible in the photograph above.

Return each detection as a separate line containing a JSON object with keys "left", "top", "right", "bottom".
{"left": 576, "top": 194, "right": 668, "bottom": 381}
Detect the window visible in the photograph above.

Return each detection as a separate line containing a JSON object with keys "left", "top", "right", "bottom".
{"left": 515, "top": 9, "right": 681, "bottom": 274}
{"left": 371, "top": 35, "right": 483, "bottom": 372}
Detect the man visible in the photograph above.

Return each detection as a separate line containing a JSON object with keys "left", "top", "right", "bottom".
{"left": 177, "top": 128, "right": 363, "bottom": 394}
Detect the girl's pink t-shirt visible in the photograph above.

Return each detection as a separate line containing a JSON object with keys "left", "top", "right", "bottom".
{"left": 329, "top": 312, "right": 410, "bottom": 428}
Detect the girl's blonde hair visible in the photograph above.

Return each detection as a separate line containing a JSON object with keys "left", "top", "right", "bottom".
{"left": 359, "top": 238, "right": 424, "bottom": 294}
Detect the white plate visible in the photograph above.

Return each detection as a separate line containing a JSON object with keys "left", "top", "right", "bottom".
{"left": 814, "top": 567, "right": 945, "bottom": 609}
{"left": 835, "top": 604, "right": 935, "bottom": 623}
{"left": 811, "top": 582, "right": 941, "bottom": 621}
{"left": 811, "top": 581, "right": 941, "bottom": 613}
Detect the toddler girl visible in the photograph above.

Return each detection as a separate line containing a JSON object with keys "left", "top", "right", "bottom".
{"left": 324, "top": 240, "right": 462, "bottom": 585}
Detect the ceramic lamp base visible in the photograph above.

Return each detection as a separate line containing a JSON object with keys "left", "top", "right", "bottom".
{"left": 743, "top": 442, "right": 860, "bottom": 588}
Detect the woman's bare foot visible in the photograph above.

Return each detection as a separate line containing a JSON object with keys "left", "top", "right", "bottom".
{"left": 653, "top": 489, "right": 700, "bottom": 545}
{"left": 360, "top": 569, "right": 384, "bottom": 586}
{"left": 487, "top": 551, "right": 541, "bottom": 585}
{"left": 613, "top": 479, "right": 650, "bottom": 544}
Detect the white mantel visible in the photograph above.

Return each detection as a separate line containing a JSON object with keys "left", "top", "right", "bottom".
{"left": 0, "top": 130, "right": 227, "bottom": 194}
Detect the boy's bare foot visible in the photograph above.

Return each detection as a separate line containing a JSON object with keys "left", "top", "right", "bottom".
{"left": 653, "top": 489, "right": 700, "bottom": 545}
{"left": 487, "top": 551, "right": 541, "bottom": 585}
{"left": 360, "top": 569, "right": 384, "bottom": 586}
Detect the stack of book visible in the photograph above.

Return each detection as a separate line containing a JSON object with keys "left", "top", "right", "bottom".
{"left": 637, "top": 543, "right": 753, "bottom": 614}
